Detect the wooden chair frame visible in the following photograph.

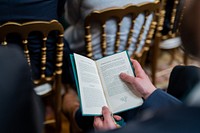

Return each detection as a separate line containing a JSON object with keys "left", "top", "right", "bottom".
{"left": 84, "top": 1, "right": 160, "bottom": 83}
{"left": 152, "top": 0, "right": 187, "bottom": 84}
{"left": 0, "top": 20, "right": 64, "bottom": 133}
{"left": 160, "top": 0, "right": 185, "bottom": 40}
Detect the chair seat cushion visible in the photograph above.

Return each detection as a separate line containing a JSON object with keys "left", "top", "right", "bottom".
{"left": 34, "top": 83, "right": 52, "bottom": 96}
{"left": 159, "top": 37, "right": 181, "bottom": 49}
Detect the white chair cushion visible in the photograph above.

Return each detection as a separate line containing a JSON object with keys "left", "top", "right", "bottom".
{"left": 34, "top": 83, "right": 52, "bottom": 96}
{"left": 159, "top": 37, "right": 181, "bottom": 49}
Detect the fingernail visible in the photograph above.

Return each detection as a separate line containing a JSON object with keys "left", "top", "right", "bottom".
{"left": 119, "top": 73, "right": 125, "bottom": 78}
{"left": 102, "top": 106, "right": 107, "bottom": 109}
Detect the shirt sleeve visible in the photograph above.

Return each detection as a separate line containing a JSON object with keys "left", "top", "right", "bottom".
{"left": 64, "top": 0, "right": 81, "bottom": 25}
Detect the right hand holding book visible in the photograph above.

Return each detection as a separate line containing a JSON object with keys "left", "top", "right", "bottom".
{"left": 120, "top": 59, "right": 156, "bottom": 100}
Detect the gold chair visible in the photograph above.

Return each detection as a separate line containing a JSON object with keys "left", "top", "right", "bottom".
{"left": 159, "top": 0, "right": 187, "bottom": 64}
{"left": 84, "top": 1, "right": 160, "bottom": 83}
{"left": 151, "top": 0, "right": 187, "bottom": 84}
{"left": 0, "top": 20, "right": 64, "bottom": 133}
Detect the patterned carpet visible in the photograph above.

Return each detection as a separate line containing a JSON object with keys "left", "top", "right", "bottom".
{"left": 145, "top": 48, "right": 200, "bottom": 90}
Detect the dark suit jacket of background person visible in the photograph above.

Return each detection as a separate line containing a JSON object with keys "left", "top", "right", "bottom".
{"left": 91, "top": 90, "right": 200, "bottom": 133}
{"left": 0, "top": 45, "right": 44, "bottom": 133}
{"left": 168, "top": 65, "right": 200, "bottom": 101}
{"left": 0, "top": 0, "right": 72, "bottom": 84}
{"left": 0, "top": 0, "right": 58, "bottom": 23}
{"left": 75, "top": 89, "right": 182, "bottom": 132}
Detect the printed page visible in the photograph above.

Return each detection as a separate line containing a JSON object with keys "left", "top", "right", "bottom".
{"left": 74, "top": 53, "right": 108, "bottom": 115}
{"left": 96, "top": 51, "right": 143, "bottom": 113}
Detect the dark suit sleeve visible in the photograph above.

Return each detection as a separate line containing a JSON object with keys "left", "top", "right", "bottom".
{"left": 168, "top": 65, "right": 200, "bottom": 101}
{"left": 139, "top": 89, "right": 182, "bottom": 112}
{"left": 94, "top": 106, "right": 200, "bottom": 133}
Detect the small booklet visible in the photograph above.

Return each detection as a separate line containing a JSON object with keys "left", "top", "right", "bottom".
{"left": 70, "top": 51, "right": 143, "bottom": 116}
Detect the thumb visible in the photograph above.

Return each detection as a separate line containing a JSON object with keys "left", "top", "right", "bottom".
{"left": 102, "top": 106, "right": 113, "bottom": 122}
{"left": 120, "top": 72, "right": 135, "bottom": 85}
{"left": 113, "top": 115, "right": 121, "bottom": 121}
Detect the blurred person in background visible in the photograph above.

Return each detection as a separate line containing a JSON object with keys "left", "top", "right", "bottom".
{"left": 0, "top": 45, "right": 44, "bottom": 133}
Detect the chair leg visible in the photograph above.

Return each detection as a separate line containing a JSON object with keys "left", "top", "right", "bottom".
{"left": 151, "top": 51, "right": 158, "bottom": 85}
{"left": 151, "top": 40, "right": 160, "bottom": 85}
{"left": 183, "top": 53, "right": 188, "bottom": 65}
{"left": 55, "top": 76, "right": 62, "bottom": 133}
{"left": 169, "top": 48, "right": 176, "bottom": 65}
{"left": 55, "top": 112, "right": 61, "bottom": 133}
{"left": 140, "top": 51, "right": 147, "bottom": 68}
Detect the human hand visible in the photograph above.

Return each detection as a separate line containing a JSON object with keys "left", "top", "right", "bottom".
{"left": 93, "top": 106, "right": 121, "bottom": 131}
{"left": 120, "top": 59, "right": 156, "bottom": 99}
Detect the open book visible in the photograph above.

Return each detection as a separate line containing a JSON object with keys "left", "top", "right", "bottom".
{"left": 70, "top": 51, "right": 143, "bottom": 116}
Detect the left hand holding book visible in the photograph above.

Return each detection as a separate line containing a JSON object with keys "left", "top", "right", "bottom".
{"left": 93, "top": 106, "right": 123, "bottom": 131}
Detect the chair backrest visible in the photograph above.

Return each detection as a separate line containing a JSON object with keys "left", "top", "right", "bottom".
{"left": 0, "top": 20, "right": 64, "bottom": 86}
{"left": 0, "top": 20, "right": 64, "bottom": 132}
{"left": 84, "top": 1, "right": 160, "bottom": 63}
{"left": 160, "top": 0, "right": 186, "bottom": 39}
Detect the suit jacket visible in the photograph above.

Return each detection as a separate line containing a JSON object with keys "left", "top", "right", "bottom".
{"left": 167, "top": 65, "right": 200, "bottom": 101}
{"left": 95, "top": 106, "right": 200, "bottom": 133}
{"left": 0, "top": 0, "right": 58, "bottom": 24}
{"left": 0, "top": 45, "right": 44, "bottom": 133}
